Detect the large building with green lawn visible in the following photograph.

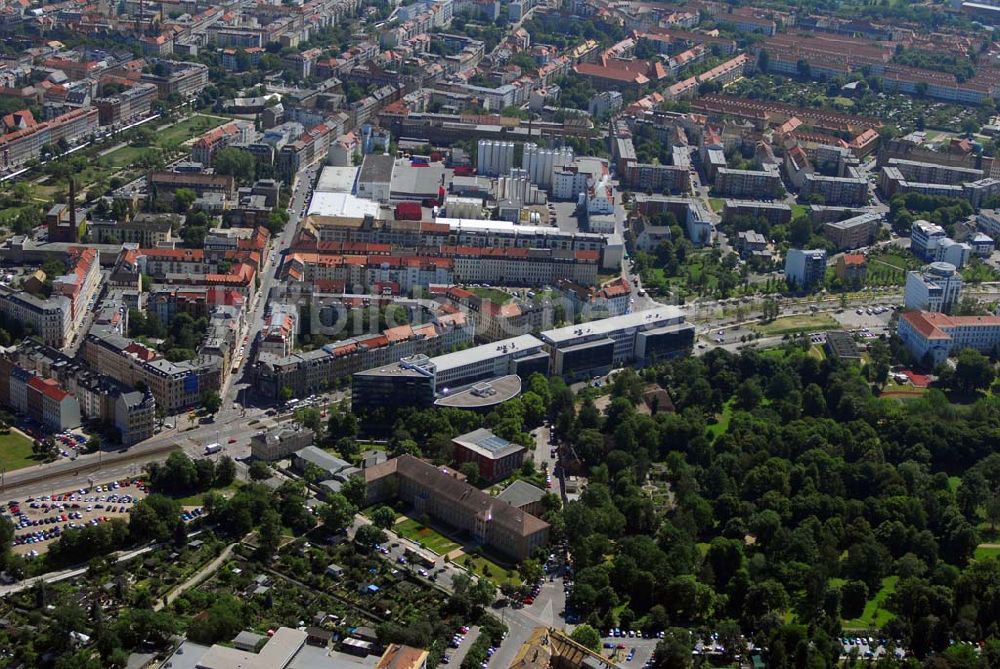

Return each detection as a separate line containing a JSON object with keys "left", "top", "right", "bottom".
{"left": 364, "top": 454, "right": 549, "bottom": 562}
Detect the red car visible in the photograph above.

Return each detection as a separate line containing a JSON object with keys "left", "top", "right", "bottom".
{"left": 228, "top": 438, "right": 236, "bottom": 444}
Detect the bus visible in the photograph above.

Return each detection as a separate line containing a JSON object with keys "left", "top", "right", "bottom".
{"left": 404, "top": 547, "right": 437, "bottom": 568}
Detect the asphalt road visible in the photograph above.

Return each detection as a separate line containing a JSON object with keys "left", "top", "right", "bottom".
{"left": 488, "top": 574, "right": 566, "bottom": 669}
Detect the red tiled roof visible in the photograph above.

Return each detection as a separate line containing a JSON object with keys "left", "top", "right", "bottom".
{"left": 903, "top": 370, "right": 931, "bottom": 388}
{"left": 28, "top": 376, "right": 69, "bottom": 402}
{"left": 901, "top": 310, "right": 1000, "bottom": 340}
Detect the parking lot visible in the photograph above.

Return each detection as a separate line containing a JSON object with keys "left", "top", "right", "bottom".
{"left": 839, "top": 636, "right": 907, "bottom": 661}
{"left": 600, "top": 632, "right": 658, "bottom": 667}
{"left": 3, "top": 478, "right": 150, "bottom": 558}
{"left": 834, "top": 303, "right": 898, "bottom": 333}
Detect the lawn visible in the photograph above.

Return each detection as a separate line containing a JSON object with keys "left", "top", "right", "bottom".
{"left": 459, "top": 553, "right": 521, "bottom": 586}
{"left": 172, "top": 482, "right": 242, "bottom": 507}
{"left": 706, "top": 399, "right": 733, "bottom": 439}
{"left": 751, "top": 314, "right": 840, "bottom": 336}
{"left": 790, "top": 203, "right": 810, "bottom": 219}
{"left": 0, "top": 431, "right": 41, "bottom": 472}
{"left": 974, "top": 544, "right": 1000, "bottom": 561}
{"left": 470, "top": 286, "right": 513, "bottom": 304}
{"left": 879, "top": 383, "right": 928, "bottom": 400}
{"left": 0, "top": 205, "right": 40, "bottom": 225}
{"left": 708, "top": 198, "right": 725, "bottom": 212}
{"left": 844, "top": 576, "right": 898, "bottom": 629}
{"left": 394, "top": 518, "right": 461, "bottom": 555}
{"left": 156, "top": 114, "right": 229, "bottom": 147}
{"left": 98, "top": 145, "right": 154, "bottom": 170}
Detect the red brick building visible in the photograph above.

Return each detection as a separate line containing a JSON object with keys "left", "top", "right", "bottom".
{"left": 451, "top": 427, "right": 525, "bottom": 483}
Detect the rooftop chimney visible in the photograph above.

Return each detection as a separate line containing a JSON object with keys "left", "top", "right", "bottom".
{"left": 68, "top": 177, "right": 76, "bottom": 235}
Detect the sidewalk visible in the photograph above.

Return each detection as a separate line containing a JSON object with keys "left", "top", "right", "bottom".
{"left": 0, "top": 543, "right": 155, "bottom": 597}
{"left": 155, "top": 542, "right": 237, "bottom": 611}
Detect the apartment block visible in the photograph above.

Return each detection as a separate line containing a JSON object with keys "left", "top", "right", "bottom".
{"left": 713, "top": 164, "right": 782, "bottom": 198}
{"left": 800, "top": 172, "right": 868, "bottom": 207}
{"left": 258, "top": 315, "right": 476, "bottom": 400}
{"left": 148, "top": 171, "right": 236, "bottom": 204}
{"left": 140, "top": 60, "right": 210, "bottom": 99}
{"left": 95, "top": 83, "right": 158, "bottom": 126}
{"left": 83, "top": 330, "right": 221, "bottom": 414}
{"left": 0, "top": 288, "right": 72, "bottom": 348}
{"left": 911, "top": 219, "right": 947, "bottom": 260}
{"left": 0, "top": 107, "right": 99, "bottom": 170}
{"left": 26, "top": 376, "right": 81, "bottom": 432}
{"left": 115, "top": 389, "right": 156, "bottom": 446}
{"left": 904, "top": 262, "right": 963, "bottom": 313}
{"left": 89, "top": 214, "right": 175, "bottom": 247}
{"left": 784, "top": 248, "right": 827, "bottom": 290}
{"left": 260, "top": 305, "right": 298, "bottom": 357}
{"left": 722, "top": 200, "right": 792, "bottom": 226}
{"left": 823, "top": 212, "right": 881, "bottom": 250}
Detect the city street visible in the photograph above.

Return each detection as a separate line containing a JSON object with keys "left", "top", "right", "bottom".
{"left": 489, "top": 575, "right": 567, "bottom": 669}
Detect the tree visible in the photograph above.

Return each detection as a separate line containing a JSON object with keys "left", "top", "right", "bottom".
{"left": 294, "top": 406, "right": 322, "bottom": 433}
{"left": 256, "top": 508, "right": 282, "bottom": 561}
{"left": 186, "top": 595, "right": 244, "bottom": 645}
{"left": 734, "top": 379, "right": 763, "bottom": 411}
{"left": 214, "top": 456, "right": 236, "bottom": 487}
{"left": 213, "top": 148, "right": 256, "bottom": 184}
{"left": 200, "top": 390, "right": 222, "bottom": 415}
{"left": 341, "top": 475, "right": 366, "bottom": 507}
{"left": 149, "top": 452, "right": 198, "bottom": 495}
{"left": 279, "top": 386, "right": 293, "bottom": 402}
{"left": 173, "top": 188, "right": 196, "bottom": 213}
{"left": 840, "top": 580, "right": 868, "bottom": 619}
{"left": 459, "top": 461, "right": 481, "bottom": 486}
{"left": 128, "top": 494, "right": 181, "bottom": 542}
{"left": 788, "top": 216, "right": 812, "bottom": 247}
{"left": 248, "top": 460, "right": 272, "bottom": 481}
{"left": 570, "top": 624, "right": 601, "bottom": 651}
{"left": 653, "top": 629, "right": 692, "bottom": 669}
{"left": 113, "top": 609, "right": 177, "bottom": 648}
{"left": 757, "top": 49, "right": 769, "bottom": 73}
{"left": 0, "top": 515, "right": 13, "bottom": 569}
{"left": 355, "top": 524, "right": 387, "bottom": 549}
{"left": 519, "top": 558, "right": 544, "bottom": 586}
{"left": 319, "top": 492, "right": 356, "bottom": 534}
{"left": 861, "top": 338, "right": 891, "bottom": 388}
{"left": 953, "top": 348, "right": 994, "bottom": 394}
{"left": 370, "top": 506, "right": 397, "bottom": 530}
